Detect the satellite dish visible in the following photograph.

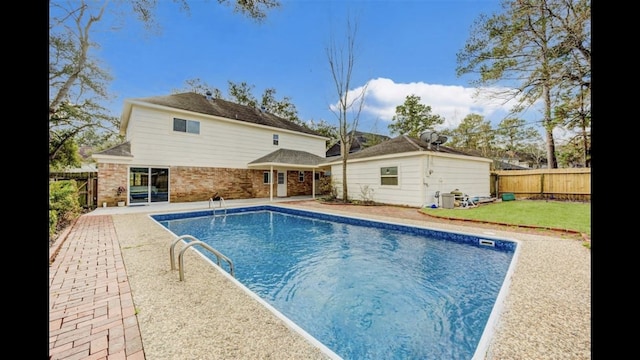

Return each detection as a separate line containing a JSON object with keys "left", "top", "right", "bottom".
{"left": 420, "top": 131, "right": 447, "bottom": 149}
{"left": 435, "top": 135, "right": 448, "bottom": 145}
{"left": 419, "top": 131, "right": 433, "bottom": 143}
{"left": 419, "top": 131, "right": 439, "bottom": 143}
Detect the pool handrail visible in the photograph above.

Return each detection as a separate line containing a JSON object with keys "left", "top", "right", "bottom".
{"left": 208, "top": 196, "right": 227, "bottom": 216}
{"left": 170, "top": 234, "right": 235, "bottom": 280}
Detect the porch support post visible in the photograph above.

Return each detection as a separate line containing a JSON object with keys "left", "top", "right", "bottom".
{"left": 269, "top": 165, "right": 274, "bottom": 202}
{"left": 312, "top": 168, "right": 316, "bottom": 199}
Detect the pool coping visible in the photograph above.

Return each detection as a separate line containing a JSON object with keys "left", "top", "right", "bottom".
{"left": 149, "top": 204, "right": 522, "bottom": 359}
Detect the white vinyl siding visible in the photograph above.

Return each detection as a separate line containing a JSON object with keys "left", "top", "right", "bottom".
{"left": 428, "top": 156, "right": 490, "bottom": 198}
{"left": 330, "top": 153, "right": 490, "bottom": 207}
{"left": 126, "top": 107, "right": 326, "bottom": 168}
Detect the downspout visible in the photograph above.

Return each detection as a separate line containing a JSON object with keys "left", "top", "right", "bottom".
{"left": 420, "top": 156, "right": 426, "bottom": 207}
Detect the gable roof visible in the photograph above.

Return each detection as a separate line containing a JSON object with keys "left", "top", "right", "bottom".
{"left": 92, "top": 141, "right": 133, "bottom": 157}
{"left": 328, "top": 135, "right": 475, "bottom": 162}
{"left": 122, "top": 92, "right": 324, "bottom": 137}
{"left": 248, "top": 148, "right": 327, "bottom": 168}
{"left": 325, "top": 131, "right": 391, "bottom": 157}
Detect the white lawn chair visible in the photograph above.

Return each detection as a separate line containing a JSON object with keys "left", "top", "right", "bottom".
{"left": 460, "top": 194, "right": 476, "bottom": 208}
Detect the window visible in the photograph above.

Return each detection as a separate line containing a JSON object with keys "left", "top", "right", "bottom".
{"left": 298, "top": 171, "right": 305, "bottom": 182}
{"left": 380, "top": 166, "right": 398, "bottom": 186}
{"left": 173, "top": 118, "right": 200, "bottom": 134}
{"left": 263, "top": 171, "right": 271, "bottom": 184}
{"left": 273, "top": 134, "right": 279, "bottom": 145}
{"left": 129, "top": 167, "right": 169, "bottom": 204}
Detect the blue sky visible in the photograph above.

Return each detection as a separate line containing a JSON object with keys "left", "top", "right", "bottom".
{"left": 88, "top": 0, "right": 542, "bottom": 137}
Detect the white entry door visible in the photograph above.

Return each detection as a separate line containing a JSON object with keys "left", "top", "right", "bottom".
{"left": 277, "top": 171, "right": 287, "bottom": 197}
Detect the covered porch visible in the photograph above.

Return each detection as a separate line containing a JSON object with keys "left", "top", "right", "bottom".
{"left": 248, "top": 148, "right": 331, "bottom": 201}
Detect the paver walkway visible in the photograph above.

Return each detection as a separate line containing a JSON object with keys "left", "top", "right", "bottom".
{"left": 49, "top": 215, "right": 145, "bottom": 360}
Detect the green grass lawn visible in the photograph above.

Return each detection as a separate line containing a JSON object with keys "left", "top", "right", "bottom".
{"left": 420, "top": 200, "right": 591, "bottom": 236}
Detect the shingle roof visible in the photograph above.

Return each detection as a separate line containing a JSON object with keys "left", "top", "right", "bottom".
{"left": 129, "top": 92, "right": 322, "bottom": 137}
{"left": 325, "top": 131, "right": 391, "bottom": 157}
{"left": 93, "top": 141, "right": 133, "bottom": 157}
{"left": 493, "top": 160, "right": 530, "bottom": 170}
{"left": 249, "top": 148, "right": 326, "bottom": 167}
{"left": 327, "top": 135, "right": 474, "bottom": 161}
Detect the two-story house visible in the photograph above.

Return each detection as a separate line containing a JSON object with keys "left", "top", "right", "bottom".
{"left": 93, "top": 91, "right": 493, "bottom": 208}
{"left": 92, "top": 92, "right": 330, "bottom": 206}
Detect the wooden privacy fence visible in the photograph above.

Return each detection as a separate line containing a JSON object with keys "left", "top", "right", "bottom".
{"left": 50, "top": 172, "right": 98, "bottom": 208}
{"left": 490, "top": 168, "right": 591, "bottom": 201}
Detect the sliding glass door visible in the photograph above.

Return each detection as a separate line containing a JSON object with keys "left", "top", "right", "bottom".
{"left": 129, "top": 167, "right": 169, "bottom": 204}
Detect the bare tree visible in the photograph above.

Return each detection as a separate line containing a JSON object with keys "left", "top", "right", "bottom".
{"left": 326, "top": 15, "right": 367, "bottom": 203}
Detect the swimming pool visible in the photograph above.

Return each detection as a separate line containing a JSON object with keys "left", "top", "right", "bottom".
{"left": 152, "top": 205, "right": 518, "bottom": 359}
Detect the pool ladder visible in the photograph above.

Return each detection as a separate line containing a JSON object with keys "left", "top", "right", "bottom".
{"left": 209, "top": 196, "right": 227, "bottom": 216}
{"left": 170, "top": 235, "right": 235, "bottom": 280}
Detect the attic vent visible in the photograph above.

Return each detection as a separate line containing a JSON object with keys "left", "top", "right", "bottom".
{"left": 260, "top": 106, "right": 266, "bottom": 113}
{"left": 205, "top": 90, "right": 213, "bottom": 101}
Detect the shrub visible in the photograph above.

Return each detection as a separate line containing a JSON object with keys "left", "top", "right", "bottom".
{"left": 49, "top": 180, "right": 81, "bottom": 241}
{"left": 317, "top": 176, "right": 339, "bottom": 201}
{"left": 358, "top": 185, "right": 375, "bottom": 205}
{"left": 318, "top": 176, "right": 334, "bottom": 196}
{"left": 49, "top": 210, "right": 58, "bottom": 240}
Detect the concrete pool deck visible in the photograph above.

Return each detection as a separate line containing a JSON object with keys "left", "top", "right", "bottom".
{"left": 49, "top": 196, "right": 590, "bottom": 359}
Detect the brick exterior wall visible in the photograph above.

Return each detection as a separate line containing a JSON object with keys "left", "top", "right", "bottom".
{"left": 96, "top": 163, "right": 129, "bottom": 207}
{"left": 96, "top": 165, "right": 316, "bottom": 207}
{"left": 171, "top": 167, "right": 315, "bottom": 201}
{"left": 171, "top": 167, "right": 272, "bottom": 202}
{"left": 287, "top": 170, "right": 315, "bottom": 196}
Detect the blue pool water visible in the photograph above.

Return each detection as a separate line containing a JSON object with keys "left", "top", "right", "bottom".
{"left": 153, "top": 206, "right": 516, "bottom": 359}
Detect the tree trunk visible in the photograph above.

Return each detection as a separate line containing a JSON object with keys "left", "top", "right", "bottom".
{"left": 341, "top": 142, "right": 349, "bottom": 202}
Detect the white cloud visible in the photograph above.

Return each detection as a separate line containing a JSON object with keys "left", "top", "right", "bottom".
{"left": 337, "top": 77, "right": 520, "bottom": 131}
